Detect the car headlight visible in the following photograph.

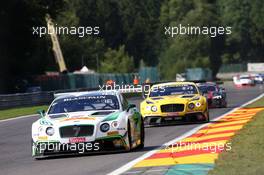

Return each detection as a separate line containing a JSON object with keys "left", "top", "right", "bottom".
{"left": 111, "top": 121, "right": 118, "bottom": 128}
{"left": 100, "top": 123, "right": 110, "bottom": 132}
{"left": 151, "top": 106, "right": 157, "bottom": 112}
{"left": 46, "top": 127, "right": 55, "bottom": 136}
{"left": 195, "top": 102, "right": 201, "bottom": 107}
{"left": 38, "top": 126, "right": 43, "bottom": 133}
{"left": 188, "top": 103, "right": 195, "bottom": 109}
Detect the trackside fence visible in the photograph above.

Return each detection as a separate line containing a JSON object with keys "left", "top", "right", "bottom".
{"left": 0, "top": 92, "right": 53, "bottom": 110}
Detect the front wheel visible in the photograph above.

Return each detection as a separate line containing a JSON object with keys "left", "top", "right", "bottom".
{"left": 138, "top": 118, "right": 145, "bottom": 149}
{"left": 221, "top": 100, "right": 227, "bottom": 108}
{"left": 126, "top": 121, "right": 132, "bottom": 151}
{"left": 205, "top": 106, "right": 210, "bottom": 123}
{"left": 32, "top": 139, "right": 43, "bottom": 160}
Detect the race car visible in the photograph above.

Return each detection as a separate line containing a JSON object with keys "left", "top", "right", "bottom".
{"left": 233, "top": 74, "right": 255, "bottom": 86}
{"left": 197, "top": 82, "right": 227, "bottom": 108}
{"left": 140, "top": 82, "right": 209, "bottom": 126}
{"left": 32, "top": 90, "right": 144, "bottom": 158}
{"left": 251, "top": 73, "right": 264, "bottom": 84}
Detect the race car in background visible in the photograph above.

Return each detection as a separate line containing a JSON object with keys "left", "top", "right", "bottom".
{"left": 197, "top": 82, "right": 227, "bottom": 108}
{"left": 251, "top": 73, "right": 264, "bottom": 84}
{"left": 32, "top": 90, "right": 144, "bottom": 158}
{"left": 233, "top": 74, "right": 255, "bottom": 86}
{"left": 140, "top": 82, "right": 209, "bottom": 126}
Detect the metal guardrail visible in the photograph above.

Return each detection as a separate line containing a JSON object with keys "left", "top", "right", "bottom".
{"left": 0, "top": 80, "right": 224, "bottom": 110}
{"left": 0, "top": 87, "right": 143, "bottom": 110}
{"left": 0, "top": 92, "right": 54, "bottom": 110}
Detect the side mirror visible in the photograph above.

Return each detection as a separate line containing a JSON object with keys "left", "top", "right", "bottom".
{"left": 126, "top": 104, "right": 136, "bottom": 112}
{"left": 37, "top": 109, "right": 46, "bottom": 118}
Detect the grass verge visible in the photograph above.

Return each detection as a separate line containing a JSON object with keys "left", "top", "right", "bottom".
{"left": 209, "top": 96, "right": 264, "bottom": 175}
{"left": 0, "top": 105, "right": 48, "bottom": 120}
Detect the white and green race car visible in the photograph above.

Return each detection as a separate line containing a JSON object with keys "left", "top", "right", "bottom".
{"left": 31, "top": 90, "right": 144, "bottom": 158}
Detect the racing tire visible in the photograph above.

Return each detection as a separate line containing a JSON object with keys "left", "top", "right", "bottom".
{"left": 206, "top": 112, "right": 210, "bottom": 122}
{"left": 32, "top": 139, "right": 42, "bottom": 160}
{"left": 221, "top": 101, "right": 227, "bottom": 108}
{"left": 138, "top": 118, "right": 145, "bottom": 149}
{"left": 143, "top": 117, "right": 150, "bottom": 126}
{"left": 127, "top": 121, "right": 133, "bottom": 151}
{"left": 204, "top": 106, "right": 210, "bottom": 123}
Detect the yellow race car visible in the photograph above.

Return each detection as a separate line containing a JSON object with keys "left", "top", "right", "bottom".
{"left": 140, "top": 82, "right": 209, "bottom": 125}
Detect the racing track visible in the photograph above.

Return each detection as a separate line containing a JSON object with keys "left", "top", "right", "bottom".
{"left": 0, "top": 83, "right": 263, "bottom": 175}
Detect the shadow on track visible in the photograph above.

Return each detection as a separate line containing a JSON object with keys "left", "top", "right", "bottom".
{"left": 34, "top": 145, "right": 162, "bottom": 161}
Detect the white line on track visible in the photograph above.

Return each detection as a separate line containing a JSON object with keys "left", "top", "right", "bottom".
{"left": 0, "top": 114, "right": 37, "bottom": 123}
{"left": 125, "top": 169, "right": 169, "bottom": 174}
{"left": 108, "top": 93, "right": 264, "bottom": 175}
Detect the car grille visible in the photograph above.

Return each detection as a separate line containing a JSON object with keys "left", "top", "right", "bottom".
{"left": 59, "top": 125, "right": 94, "bottom": 138}
{"left": 161, "top": 104, "right": 184, "bottom": 112}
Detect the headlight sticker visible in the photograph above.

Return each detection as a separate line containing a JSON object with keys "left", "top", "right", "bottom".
{"left": 146, "top": 106, "right": 151, "bottom": 111}
{"left": 196, "top": 102, "right": 201, "bottom": 107}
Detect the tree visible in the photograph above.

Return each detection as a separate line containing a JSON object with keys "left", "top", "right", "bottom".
{"left": 219, "top": 0, "right": 264, "bottom": 63}
{"left": 0, "top": 0, "right": 65, "bottom": 93}
{"left": 54, "top": 0, "right": 105, "bottom": 72}
{"left": 117, "top": 0, "right": 164, "bottom": 67}
{"left": 159, "top": 0, "right": 224, "bottom": 79}
{"left": 100, "top": 45, "right": 134, "bottom": 73}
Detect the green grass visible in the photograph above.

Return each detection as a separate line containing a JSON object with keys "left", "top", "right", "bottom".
{"left": 209, "top": 96, "right": 264, "bottom": 175}
{"left": 0, "top": 105, "right": 48, "bottom": 120}
{"left": 246, "top": 96, "right": 264, "bottom": 108}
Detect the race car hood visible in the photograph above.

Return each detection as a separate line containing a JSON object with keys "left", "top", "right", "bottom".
{"left": 147, "top": 94, "right": 200, "bottom": 104}
{"left": 45, "top": 110, "right": 119, "bottom": 126}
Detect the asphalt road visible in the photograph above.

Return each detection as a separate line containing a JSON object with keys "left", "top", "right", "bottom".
{"left": 0, "top": 83, "right": 263, "bottom": 175}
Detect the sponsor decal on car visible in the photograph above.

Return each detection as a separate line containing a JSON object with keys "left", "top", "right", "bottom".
{"left": 39, "top": 119, "right": 53, "bottom": 125}
{"left": 167, "top": 112, "right": 180, "bottom": 116}
{"left": 69, "top": 137, "right": 86, "bottom": 143}
{"left": 37, "top": 136, "right": 48, "bottom": 140}
{"left": 117, "top": 127, "right": 126, "bottom": 131}
{"left": 107, "top": 131, "right": 119, "bottom": 136}
{"left": 61, "top": 117, "right": 96, "bottom": 122}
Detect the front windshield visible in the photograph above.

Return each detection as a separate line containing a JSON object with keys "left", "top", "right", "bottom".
{"left": 199, "top": 85, "right": 216, "bottom": 93}
{"left": 198, "top": 86, "right": 208, "bottom": 93}
{"left": 240, "top": 77, "right": 250, "bottom": 80}
{"left": 48, "top": 95, "right": 120, "bottom": 114}
{"left": 207, "top": 86, "right": 216, "bottom": 91}
{"left": 149, "top": 85, "right": 198, "bottom": 97}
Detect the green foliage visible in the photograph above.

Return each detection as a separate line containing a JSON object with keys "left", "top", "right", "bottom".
{"left": 0, "top": 0, "right": 264, "bottom": 93}
{"left": 117, "top": 0, "right": 164, "bottom": 66}
{"left": 54, "top": 0, "right": 105, "bottom": 72}
{"left": 159, "top": 0, "right": 224, "bottom": 79}
{"left": 219, "top": 0, "right": 264, "bottom": 63}
{"left": 100, "top": 45, "right": 134, "bottom": 73}
{"left": 0, "top": 0, "right": 65, "bottom": 93}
